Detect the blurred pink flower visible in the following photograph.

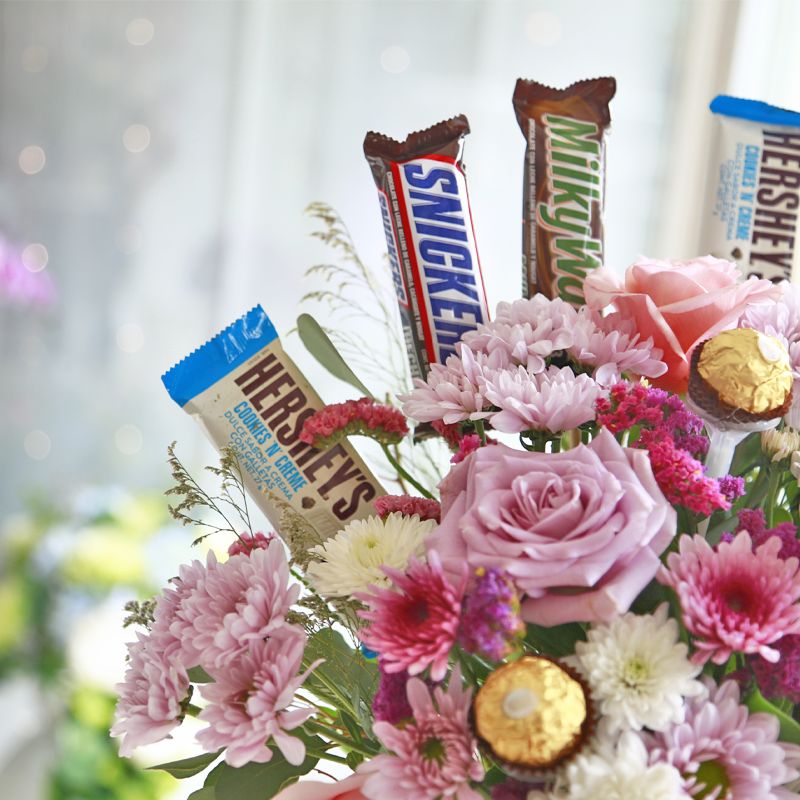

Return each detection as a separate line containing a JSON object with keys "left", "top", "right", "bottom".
{"left": 227, "top": 530, "right": 275, "bottom": 557}
{"left": 171, "top": 540, "right": 300, "bottom": 671}
{"left": 0, "top": 236, "right": 56, "bottom": 309}
{"left": 197, "top": 625, "right": 320, "bottom": 768}
{"left": 585, "top": 255, "right": 777, "bottom": 393}
{"left": 646, "top": 678, "right": 800, "bottom": 799}
{"left": 431, "top": 428, "right": 675, "bottom": 626}
{"left": 357, "top": 552, "right": 465, "bottom": 682}
{"left": 272, "top": 773, "right": 368, "bottom": 800}
{"left": 659, "top": 532, "right": 800, "bottom": 665}
{"left": 359, "top": 665, "right": 484, "bottom": 800}
{"left": 483, "top": 365, "right": 600, "bottom": 434}
{"left": 111, "top": 632, "right": 190, "bottom": 756}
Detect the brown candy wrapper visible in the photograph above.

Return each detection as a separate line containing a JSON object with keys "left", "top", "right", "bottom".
{"left": 162, "top": 306, "right": 384, "bottom": 541}
{"left": 364, "top": 115, "right": 490, "bottom": 380}
{"left": 513, "top": 77, "right": 616, "bottom": 304}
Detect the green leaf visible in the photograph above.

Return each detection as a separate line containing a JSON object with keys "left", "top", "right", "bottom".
{"left": 302, "top": 628, "right": 379, "bottom": 719}
{"left": 746, "top": 688, "right": 800, "bottom": 744}
{"left": 188, "top": 665, "right": 214, "bottom": 683}
{"left": 211, "top": 734, "right": 322, "bottom": 800}
{"left": 148, "top": 749, "right": 223, "bottom": 778}
{"left": 188, "top": 789, "right": 216, "bottom": 800}
{"left": 525, "top": 621, "right": 586, "bottom": 658}
{"left": 297, "top": 313, "right": 374, "bottom": 398}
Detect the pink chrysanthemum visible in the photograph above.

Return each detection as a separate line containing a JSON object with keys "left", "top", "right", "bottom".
{"left": 569, "top": 308, "right": 667, "bottom": 385}
{"left": 357, "top": 552, "right": 466, "bottom": 681}
{"left": 483, "top": 365, "right": 601, "bottom": 434}
{"left": 300, "top": 397, "right": 408, "bottom": 448}
{"left": 197, "top": 625, "right": 320, "bottom": 768}
{"left": 111, "top": 632, "right": 190, "bottom": 756}
{"left": 227, "top": 530, "right": 275, "bottom": 557}
{"left": 658, "top": 532, "right": 800, "bottom": 665}
{"left": 358, "top": 665, "right": 484, "bottom": 800}
{"left": 646, "top": 678, "right": 800, "bottom": 799}
{"left": 171, "top": 540, "right": 300, "bottom": 672}
{"left": 399, "top": 345, "right": 502, "bottom": 425}
{"left": 462, "top": 295, "right": 577, "bottom": 373}
{"left": 374, "top": 494, "right": 441, "bottom": 523}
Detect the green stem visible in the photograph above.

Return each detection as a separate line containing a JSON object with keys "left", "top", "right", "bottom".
{"left": 381, "top": 444, "right": 434, "bottom": 498}
{"left": 765, "top": 467, "right": 781, "bottom": 528}
{"left": 474, "top": 419, "right": 486, "bottom": 444}
{"left": 304, "top": 720, "right": 378, "bottom": 757}
{"left": 307, "top": 749, "right": 349, "bottom": 765}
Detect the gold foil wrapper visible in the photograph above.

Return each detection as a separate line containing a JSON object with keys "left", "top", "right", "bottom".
{"left": 697, "top": 329, "right": 792, "bottom": 415}
{"left": 473, "top": 656, "right": 587, "bottom": 769}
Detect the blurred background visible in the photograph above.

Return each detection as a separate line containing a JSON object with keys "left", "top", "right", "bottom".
{"left": 2, "top": 0, "right": 800, "bottom": 797}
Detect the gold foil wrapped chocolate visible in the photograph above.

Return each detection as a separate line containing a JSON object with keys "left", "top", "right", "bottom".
{"left": 689, "top": 329, "right": 793, "bottom": 425}
{"left": 472, "top": 656, "right": 589, "bottom": 771}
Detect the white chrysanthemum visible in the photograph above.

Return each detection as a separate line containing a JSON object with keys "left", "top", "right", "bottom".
{"left": 562, "top": 731, "right": 689, "bottom": 800}
{"left": 306, "top": 512, "right": 433, "bottom": 597}
{"left": 762, "top": 427, "right": 800, "bottom": 462}
{"left": 569, "top": 604, "right": 703, "bottom": 733}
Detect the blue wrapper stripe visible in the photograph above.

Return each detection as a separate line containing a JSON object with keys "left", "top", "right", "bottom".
{"left": 710, "top": 95, "right": 800, "bottom": 127}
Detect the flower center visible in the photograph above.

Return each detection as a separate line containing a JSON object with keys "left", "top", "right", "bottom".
{"left": 723, "top": 581, "right": 754, "bottom": 613}
{"left": 621, "top": 656, "right": 650, "bottom": 687}
{"left": 692, "top": 759, "right": 731, "bottom": 799}
{"left": 420, "top": 735, "right": 445, "bottom": 764}
{"left": 405, "top": 599, "right": 429, "bottom": 624}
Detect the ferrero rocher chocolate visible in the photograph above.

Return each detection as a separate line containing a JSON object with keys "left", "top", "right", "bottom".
{"left": 689, "top": 328, "right": 793, "bottom": 424}
{"left": 472, "top": 656, "right": 589, "bottom": 772}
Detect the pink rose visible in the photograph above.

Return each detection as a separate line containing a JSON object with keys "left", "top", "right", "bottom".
{"left": 431, "top": 429, "right": 675, "bottom": 626}
{"left": 584, "top": 256, "right": 778, "bottom": 393}
{"left": 272, "top": 773, "right": 367, "bottom": 800}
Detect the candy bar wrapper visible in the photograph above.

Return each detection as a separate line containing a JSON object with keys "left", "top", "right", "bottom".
{"left": 162, "top": 306, "right": 383, "bottom": 540}
{"left": 513, "top": 77, "right": 616, "bottom": 304}
{"left": 700, "top": 95, "right": 800, "bottom": 282}
{"left": 364, "top": 115, "right": 490, "bottom": 379}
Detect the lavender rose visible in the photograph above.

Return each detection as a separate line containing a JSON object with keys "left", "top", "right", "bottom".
{"left": 430, "top": 429, "right": 676, "bottom": 626}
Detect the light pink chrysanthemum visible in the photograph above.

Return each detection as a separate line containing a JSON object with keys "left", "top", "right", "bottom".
{"left": 197, "top": 625, "right": 320, "bottom": 768}
{"left": 171, "top": 540, "right": 300, "bottom": 672}
{"left": 646, "top": 678, "right": 800, "bottom": 800}
{"left": 399, "top": 345, "right": 502, "bottom": 425}
{"left": 357, "top": 552, "right": 466, "bottom": 681}
{"left": 111, "top": 632, "right": 190, "bottom": 756}
{"left": 483, "top": 365, "right": 601, "bottom": 434}
{"left": 658, "top": 532, "right": 800, "bottom": 665}
{"left": 463, "top": 295, "right": 578, "bottom": 373}
{"left": 569, "top": 308, "right": 667, "bottom": 386}
{"left": 358, "top": 665, "right": 484, "bottom": 800}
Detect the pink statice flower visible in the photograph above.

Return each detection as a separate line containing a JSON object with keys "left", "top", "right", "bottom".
{"left": 357, "top": 552, "right": 466, "bottom": 682}
{"left": 171, "top": 540, "right": 300, "bottom": 672}
{"left": 595, "top": 381, "right": 667, "bottom": 433}
{"left": 569, "top": 308, "right": 667, "bottom": 386}
{"left": 727, "top": 508, "right": 800, "bottom": 562}
{"left": 374, "top": 494, "right": 441, "bottom": 523}
{"left": 752, "top": 634, "right": 800, "bottom": 704}
{"left": 462, "top": 295, "right": 577, "bottom": 372}
{"left": 483, "top": 365, "right": 600, "bottom": 434}
{"left": 399, "top": 345, "right": 502, "bottom": 425}
{"left": 359, "top": 665, "right": 484, "bottom": 800}
{"left": 451, "top": 432, "right": 498, "bottom": 464}
{"left": 111, "top": 632, "right": 191, "bottom": 756}
{"left": 197, "top": 625, "right": 319, "bottom": 767}
{"left": 228, "top": 530, "right": 275, "bottom": 557}
{"left": 372, "top": 662, "right": 414, "bottom": 724}
{"left": 659, "top": 532, "right": 800, "bottom": 665}
{"left": 300, "top": 397, "right": 408, "bottom": 448}
{"left": 458, "top": 568, "right": 524, "bottom": 661}
{"left": 431, "top": 419, "right": 464, "bottom": 450}
{"left": 717, "top": 475, "right": 745, "bottom": 505}
{"left": 646, "top": 678, "right": 800, "bottom": 799}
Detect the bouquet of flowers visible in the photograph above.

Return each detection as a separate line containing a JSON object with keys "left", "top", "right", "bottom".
{"left": 109, "top": 246, "right": 800, "bottom": 799}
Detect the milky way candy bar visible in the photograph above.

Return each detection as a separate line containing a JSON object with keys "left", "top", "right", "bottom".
{"left": 364, "top": 115, "right": 490, "bottom": 378}
{"left": 162, "top": 306, "right": 383, "bottom": 540}
{"left": 513, "top": 77, "right": 616, "bottom": 304}
{"left": 701, "top": 95, "right": 800, "bottom": 282}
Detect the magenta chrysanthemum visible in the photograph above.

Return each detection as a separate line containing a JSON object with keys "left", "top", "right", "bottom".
{"left": 374, "top": 494, "right": 441, "bottom": 523}
{"left": 111, "top": 632, "right": 190, "bottom": 756}
{"left": 646, "top": 678, "right": 800, "bottom": 799}
{"left": 300, "top": 397, "right": 408, "bottom": 448}
{"left": 171, "top": 540, "right": 300, "bottom": 672}
{"left": 399, "top": 345, "right": 503, "bottom": 425}
{"left": 357, "top": 552, "right": 466, "bottom": 681}
{"left": 359, "top": 666, "right": 484, "bottom": 800}
{"left": 197, "top": 625, "right": 320, "bottom": 768}
{"left": 483, "top": 365, "right": 600, "bottom": 434}
{"left": 658, "top": 532, "right": 800, "bottom": 664}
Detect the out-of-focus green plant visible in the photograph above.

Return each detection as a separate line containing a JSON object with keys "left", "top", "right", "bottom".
{"left": 0, "top": 489, "right": 177, "bottom": 799}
